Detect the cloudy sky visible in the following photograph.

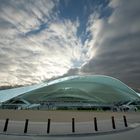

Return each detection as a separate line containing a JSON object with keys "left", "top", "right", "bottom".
{"left": 0, "top": 0, "right": 140, "bottom": 89}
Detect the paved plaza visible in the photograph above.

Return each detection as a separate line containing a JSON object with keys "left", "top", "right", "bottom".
{"left": 0, "top": 110, "right": 139, "bottom": 140}
{"left": 0, "top": 124, "right": 140, "bottom": 140}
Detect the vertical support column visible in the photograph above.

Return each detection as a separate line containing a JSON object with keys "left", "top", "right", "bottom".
{"left": 111, "top": 116, "right": 116, "bottom": 129}
{"left": 24, "top": 119, "right": 29, "bottom": 133}
{"left": 94, "top": 117, "right": 98, "bottom": 131}
{"left": 72, "top": 118, "right": 75, "bottom": 133}
{"left": 47, "top": 119, "right": 51, "bottom": 134}
{"left": 123, "top": 115, "right": 128, "bottom": 127}
{"left": 3, "top": 118, "right": 9, "bottom": 132}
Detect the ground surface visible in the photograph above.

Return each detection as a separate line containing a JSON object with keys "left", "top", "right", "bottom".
{"left": 0, "top": 110, "right": 139, "bottom": 122}
{"left": 0, "top": 126, "right": 140, "bottom": 140}
{"left": 0, "top": 110, "right": 139, "bottom": 140}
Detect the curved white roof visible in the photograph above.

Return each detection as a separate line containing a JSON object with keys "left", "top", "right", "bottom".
{"left": 7, "top": 75, "right": 139, "bottom": 104}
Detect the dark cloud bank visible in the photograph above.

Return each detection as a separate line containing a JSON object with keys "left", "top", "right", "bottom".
{"left": 67, "top": 0, "right": 140, "bottom": 89}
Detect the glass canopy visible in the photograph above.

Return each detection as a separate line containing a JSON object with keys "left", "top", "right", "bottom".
{"left": 10, "top": 75, "right": 140, "bottom": 104}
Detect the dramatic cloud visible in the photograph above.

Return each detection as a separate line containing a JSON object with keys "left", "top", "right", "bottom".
{"left": 0, "top": 0, "right": 91, "bottom": 86}
{"left": 0, "top": 0, "right": 59, "bottom": 86}
{"left": 81, "top": 0, "right": 140, "bottom": 88}
{"left": 0, "top": 0, "right": 140, "bottom": 89}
